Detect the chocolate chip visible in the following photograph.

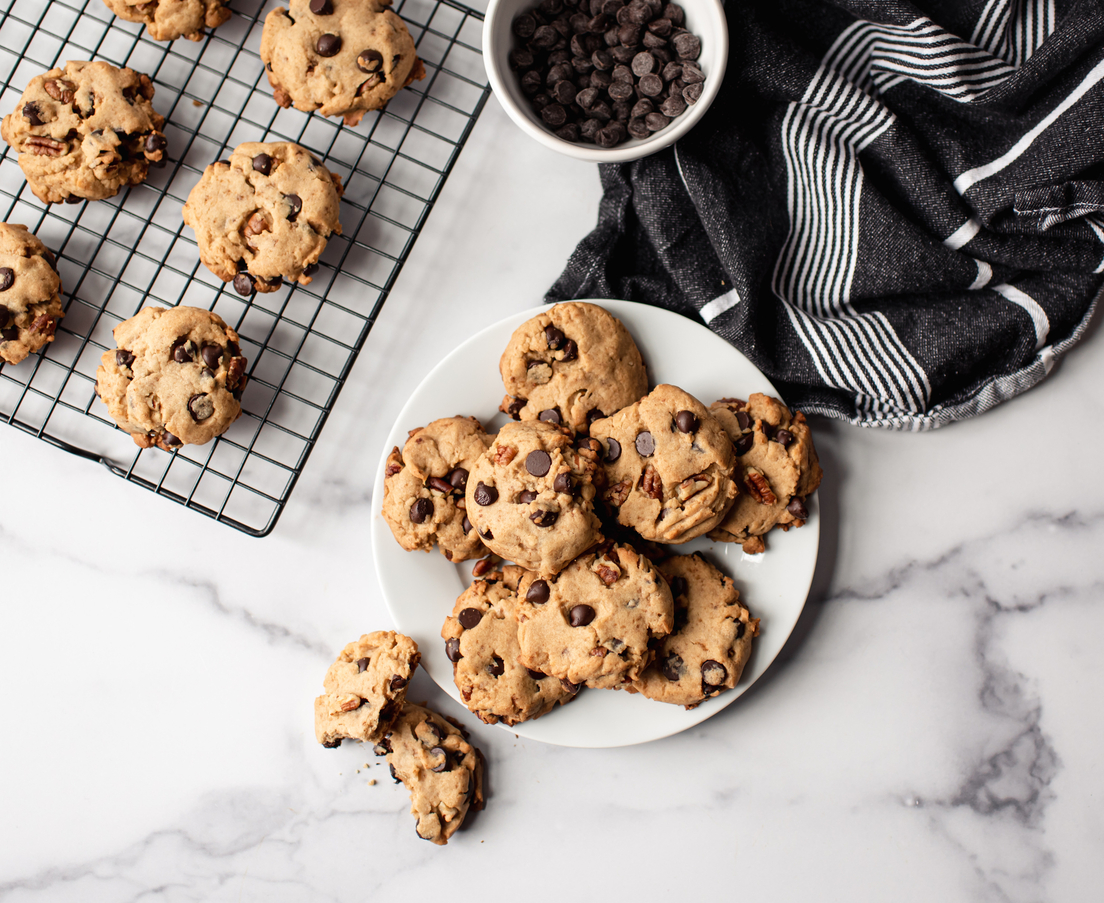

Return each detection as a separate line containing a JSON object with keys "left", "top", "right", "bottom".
{"left": 672, "top": 32, "right": 701, "bottom": 60}
{"left": 462, "top": 515, "right": 472, "bottom": 533}
{"left": 188, "top": 393, "right": 214, "bottom": 422}
{"left": 171, "top": 340, "right": 193, "bottom": 363}
{"left": 0, "top": 305, "right": 9, "bottom": 328}
{"left": 427, "top": 476, "right": 453, "bottom": 494}
{"left": 317, "top": 34, "right": 342, "bottom": 57}
{"left": 429, "top": 748, "right": 451, "bottom": 773}
{"left": 675, "top": 410, "right": 699, "bottom": 433}
{"left": 252, "top": 153, "right": 272, "bottom": 175}
{"left": 0, "top": 269, "right": 13, "bottom": 292}
{"left": 787, "top": 497, "right": 809, "bottom": 519}
{"left": 669, "top": 575, "right": 688, "bottom": 598}
{"left": 458, "top": 608, "right": 483, "bottom": 629}
{"left": 357, "top": 657, "right": 369, "bottom": 672}
{"left": 448, "top": 467, "right": 469, "bottom": 491}
{"left": 310, "top": 0, "right": 334, "bottom": 12}
{"left": 545, "top": 325, "right": 566, "bottom": 350}
{"left": 539, "top": 408, "right": 562, "bottom": 425}
{"left": 605, "top": 437, "right": 621, "bottom": 462}
{"left": 357, "top": 48, "right": 384, "bottom": 76}
{"left": 200, "top": 344, "right": 222, "bottom": 369}
{"left": 735, "top": 410, "right": 751, "bottom": 430}
{"left": 285, "top": 194, "right": 302, "bottom": 221}
{"left": 527, "top": 579, "right": 550, "bottom": 604}
{"left": 322, "top": 738, "right": 341, "bottom": 748}
{"left": 775, "top": 428, "right": 795, "bottom": 448}
{"left": 635, "top": 431, "right": 655, "bottom": 456}
{"left": 530, "top": 509, "right": 558, "bottom": 528}
{"left": 518, "top": 490, "right": 537, "bottom": 504}
{"left": 445, "top": 638, "right": 461, "bottom": 662}
{"left": 561, "top": 678, "right": 581, "bottom": 695}
{"left": 527, "top": 669, "right": 546, "bottom": 680}
{"left": 734, "top": 433, "right": 754, "bottom": 455}
{"left": 233, "top": 273, "right": 254, "bottom": 295}
{"left": 1, "top": 326, "right": 18, "bottom": 342}
{"left": 162, "top": 432, "right": 182, "bottom": 447}
{"left": 389, "top": 674, "right": 408, "bottom": 690}
{"left": 481, "top": 527, "right": 494, "bottom": 540}
{"left": 409, "top": 497, "right": 433, "bottom": 523}
{"left": 661, "top": 653, "right": 684, "bottom": 681}
{"left": 145, "top": 133, "right": 166, "bottom": 155}
{"left": 561, "top": 339, "right": 578, "bottom": 361}
{"left": 473, "top": 481, "right": 498, "bottom": 506}
{"left": 487, "top": 655, "right": 505, "bottom": 677}
{"left": 683, "top": 81, "right": 703, "bottom": 104}
{"left": 553, "top": 472, "right": 573, "bottom": 493}
{"left": 23, "top": 103, "right": 42, "bottom": 126}
{"left": 569, "top": 604, "right": 596, "bottom": 627}
{"left": 701, "top": 660, "right": 727, "bottom": 688}
{"left": 526, "top": 449, "right": 552, "bottom": 476}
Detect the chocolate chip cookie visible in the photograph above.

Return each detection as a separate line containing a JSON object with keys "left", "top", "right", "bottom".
{"left": 499, "top": 301, "right": 649, "bottom": 433}
{"left": 707, "top": 394, "right": 823, "bottom": 553}
{"left": 315, "top": 631, "right": 421, "bottom": 747}
{"left": 591, "top": 384, "right": 738, "bottom": 543}
{"left": 260, "top": 0, "right": 427, "bottom": 127}
{"left": 0, "top": 61, "right": 167, "bottom": 205}
{"left": 375, "top": 702, "right": 484, "bottom": 845}
{"left": 101, "top": 0, "right": 232, "bottom": 42}
{"left": 381, "top": 416, "right": 491, "bottom": 562}
{"left": 0, "top": 224, "right": 64, "bottom": 365}
{"left": 630, "top": 553, "right": 759, "bottom": 708}
{"left": 442, "top": 567, "right": 575, "bottom": 726}
{"left": 465, "top": 419, "right": 604, "bottom": 577}
{"left": 182, "top": 141, "right": 342, "bottom": 294}
{"left": 515, "top": 542, "right": 674, "bottom": 690}
{"left": 95, "top": 305, "right": 247, "bottom": 451}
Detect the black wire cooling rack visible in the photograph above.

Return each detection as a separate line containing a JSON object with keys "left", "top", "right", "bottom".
{"left": 0, "top": 0, "right": 490, "bottom": 536}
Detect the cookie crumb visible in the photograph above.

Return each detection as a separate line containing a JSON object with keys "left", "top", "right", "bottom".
{"left": 368, "top": 779, "right": 377, "bottom": 786}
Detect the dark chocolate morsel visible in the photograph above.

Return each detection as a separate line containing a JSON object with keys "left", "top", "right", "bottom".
{"left": 527, "top": 669, "right": 546, "bottom": 680}
{"left": 409, "top": 497, "right": 433, "bottom": 523}
{"left": 200, "top": 344, "right": 223, "bottom": 369}
{"left": 285, "top": 194, "right": 302, "bottom": 221}
{"left": 527, "top": 579, "right": 550, "bottom": 604}
{"left": 172, "top": 340, "right": 193, "bottom": 363}
{"left": 530, "top": 509, "right": 559, "bottom": 528}
{"left": 116, "top": 349, "right": 135, "bottom": 369}
{"left": 733, "top": 433, "right": 754, "bottom": 455}
{"left": 675, "top": 410, "right": 699, "bottom": 433}
{"left": 553, "top": 472, "right": 573, "bottom": 493}
{"left": 445, "top": 637, "right": 462, "bottom": 662}
{"left": 701, "top": 659, "right": 727, "bottom": 688}
{"left": 356, "top": 657, "right": 369, "bottom": 672}
{"left": 569, "top": 604, "right": 596, "bottom": 627}
{"left": 787, "top": 497, "right": 809, "bottom": 519}
{"left": 252, "top": 153, "right": 272, "bottom": 175}
{"left": 518, "top": 490, "right": 537, "bottom": 504}
{"left": 669, "top": 575, "right": 688, "bottom": 598}
{"left": 487, "top": 655, "right": 505, "bottom": 677}
{"left": 561, "top": 339, "right": 578, "bottom": 361}
{"left": 162, "top": 432, "right": 182, "bottom": 447}
{"left": 429, "top": 748, "right": 451, "bottom": 773}
{"left": 635, "top": 431, "right": 655, "bottom": 456}
{"left": 448, "top": 467, "right": 469, "bottom": 490}
{"left": 389, "top": 674, "right": 408, "bottom": 690}
{"left": 462, "top": 515, "right": 472, "bottom": 533}
{"left": 23, "top": 102, "right": 42, "bottom": 126}
{"left": 775, "top": 428, "right": 795, "bottom": 448}
{"left": 473, "top": 481, "right": 498, "bottom": 505}
{"left": 310, "top": 0, "right": 334, "bottom": 13}
{"left": 605, "top": 437, "right": 621, "bottom": 462}
{"left": 358, "top": 48, "right": 384, "bottom": 73}
{"left": 538, "top": 408, "right": 562, "bottom": 425}
{"left": 187, "top": 393, "right": 214, "bottom": 422}
{"left": 145, "top": 133, "right": 166, "bottom": 155}
{"left": 233, "top": 273, "right": 254, "bottom": 295}
{"left": 0, "top": 268, "right": 15, "bottom": 292}
{"left": 661, "top": 653, "right": 684, "bottom": 681}
{"left": 525, "top": 449, "right": 552, "bottom": 476}
{"left": 458, "top": 608, "right": 483, "bottom": 629}
{"left": 427, "top": 476, "right": 453, "bottom": 494}
{"left": 317, "top": 33, "right": 342, "bottom": 57}
{"left": 735, "top": 410, "right": 751, "bottom": 430}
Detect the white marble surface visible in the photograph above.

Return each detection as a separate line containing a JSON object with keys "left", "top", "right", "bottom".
{"left": 4, "top": 7, "right": 1104, "bottom": 901}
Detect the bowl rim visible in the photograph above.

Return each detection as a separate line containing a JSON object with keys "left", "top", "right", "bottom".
{"left": 482, "top": 0, "right": 729, "bottom": 163}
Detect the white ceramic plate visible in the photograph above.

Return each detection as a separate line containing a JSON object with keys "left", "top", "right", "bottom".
{"left": 372, "top": 300, "right": 819, "bottom": 748}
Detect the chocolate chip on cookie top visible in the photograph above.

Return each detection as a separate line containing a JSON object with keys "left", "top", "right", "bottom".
{"left": 101, "top": 0, "right": 232, "bottom": 42}
{"left": 0, "top": 223, "right": 64, "bottom": 366}
{"left": 499, "top": 301, "right": 649, "bottom": 434}
{"left": 0, "top": 61, "right": 167, "bottom": 205}
{"left": 182, "top": 141, "right": 343, "bottom": 294}
{"left": 95, "top": 305, "right": 247, "bottom": 451}
{"left": 259, "top": 0, "right": 427, "bottom": 126}
{"left": 515, "top": 542, "right": 674, "bottom": 691}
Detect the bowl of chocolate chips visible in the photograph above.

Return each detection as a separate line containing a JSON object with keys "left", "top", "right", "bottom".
{"left": 484, "top": 0, "right": 727, "bottom": 161}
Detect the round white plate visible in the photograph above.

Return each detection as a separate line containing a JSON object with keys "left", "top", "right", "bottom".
{"left": 372, "top": 300, "right": 819, "bottom": 748}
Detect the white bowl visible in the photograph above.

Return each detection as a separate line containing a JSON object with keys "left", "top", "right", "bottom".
{"left": 483, "top": 0, "right": 728, "bottom": 163}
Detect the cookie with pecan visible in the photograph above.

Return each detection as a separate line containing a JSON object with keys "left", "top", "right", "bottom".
{"left": 101, "top": 0, "right": 232, "bottom": 42}
{"left": 0, "top": 224, "right": 64, "bottom": 365}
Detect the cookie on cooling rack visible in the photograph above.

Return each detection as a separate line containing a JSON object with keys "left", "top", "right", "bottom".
{"left": 0, "top": 61, "right": 167, "bottom": 205}
{"left": 0, "top": 224, "right": 64, "bottom": 366}
{"left": 182, "top": 141, "right": 343, "bottom": 295}
{"left": 95, "top": 305, "right": 247, "bottom": 451}
{"left": 100, "top": 0, "right": 232, "bottom": 42}
{"left": 260, "top": 0, "right": 426, "bottom": 126}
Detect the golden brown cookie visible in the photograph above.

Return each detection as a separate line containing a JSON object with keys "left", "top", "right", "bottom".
{"left": 0, "top": 224, "right": 64, "bottom": 365}
{"left": 101, "top": 0, "right": 232, "bottom": 41}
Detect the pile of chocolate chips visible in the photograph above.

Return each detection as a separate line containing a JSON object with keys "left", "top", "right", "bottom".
{"left": 509, "top": 0, "right": 704, "bottom": 148}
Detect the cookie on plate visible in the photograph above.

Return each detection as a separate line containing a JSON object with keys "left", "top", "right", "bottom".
{"left": 499, "top": 301, "right": 649, "bottom": 433}
{"left": 515, "top": 542, "right": 674, "bottom": 690}
{"left": 95, "top": 305, "right": 247, "bottom": 451}
{"left": 381, "top": 416, "right": 491, "bottom": 562}
{"left": 315, "top": 631, "right": 421, "bottom": 747}
{"left": 590, "top": 384, "right": 738, "bottom": 543}
{"left": 465, "top": 419, "right": 604, "bottom": 577}
{"left": 707, "top": 394, "right": 822, "bottom": 553}
{"left": 630, "top": 553, "right": 759, "bottom": 708}
{"left": 182, "top": 141, "right": 342, "bottom": 295}
{"left": 0, "top": 61, "right": 167, "bottom": 205}
{"left": 375, "top": 702, "right": 484, "bottom": 845}
{"left": 260, "top": 0, "right": 426, "bottom": 127}
{"left": 0, "top": 224, "right": 64, "bottom": 365}
{"left": 101, "top": 0, "right": 232, "bottom": 41}
{"left": 442, "top": 566, "right": 575, "bottom": 725}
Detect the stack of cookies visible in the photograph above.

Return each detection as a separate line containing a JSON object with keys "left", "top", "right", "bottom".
{"left": 382, "top": 301, "right": 823, "bottom": 723}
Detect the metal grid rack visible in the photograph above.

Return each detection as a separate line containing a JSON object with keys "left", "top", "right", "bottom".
{"left": 0, "top": 0, "right": 490, "bottom": 536}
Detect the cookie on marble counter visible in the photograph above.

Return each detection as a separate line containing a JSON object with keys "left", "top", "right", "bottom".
{"left": 465, "top": 419, "right": 603, "bottom": 577}
{"left": 591, "top": 384, "right": 738, "bottom": 543}
{"left": 630, "top": 553, "right": 758, "bottom": 708}
{"left": 0, "top": 61, "right": 167, "bottom": 205}
{"left": 182, "top": 141, "right": 342, "bottom": 295}
{"left": 499, "top": 301, "right": 649, "bottom": 433}
{"left": 95, "top": 305, "right": 247, "bottom": 451}
{"left": 515, "top": 542, "right": 674, "bottom": 691}
{"left": 101, "top": 0, "right": 232, "bottom": 42}
{"left": 442, "top": 566, "right": 575, "bottom": 725}
{"left": 381, "top": 415, "right": 491, "bottom": 562}
{"left": 0, "top": 223, "right": 64, "bottom": 365}
{"left": 315, "top": 630, "right": 421, "bottom": 747}
{"left": 375, "top": 702, "right": 484, "bottom": 845}
{"left": 260, "top": 0, "right": 426, "bottom": 127}
{"left": 707, "top": 393, "right": 822, "bottom": 553}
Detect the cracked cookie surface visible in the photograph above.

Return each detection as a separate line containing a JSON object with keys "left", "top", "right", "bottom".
{"left": 102, "top": 0, "right": 232, "bottom": 42}
{"left": 382, "top": 415, "right": 491, "bottom": 562}
{"left": 260, "top": 0, "right": 426, "bottom": 126}
{"left": 707, "top": 393, "right": 822, "bottom": 553}
{"left": 0, "top": 60, "right": 166, "bottom": 205}
{"left": 95, "top": 305, "right": 247, "bottom": 451}
{"left": 499, "top": 301, "right": 649, "bottom": 434}
{"left": 182, "top": 141, "right": 342, "bottom": 294}
{"left": 0, "top": 223, "right": 64, "bottom": 365}
{"left": 315, "top": 631, "right": 421, "bottom": 747}
{"left": 591, "top": 384, "right": 738, "bottom": 543}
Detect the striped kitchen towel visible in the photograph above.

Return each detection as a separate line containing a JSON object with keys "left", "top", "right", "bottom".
{"left": 547, "top": 0, "right": 1104, "bottom": 429}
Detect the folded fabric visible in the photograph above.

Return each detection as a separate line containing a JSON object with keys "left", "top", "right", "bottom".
{"left": 548, "top": 0, "right": 1104, "bottom": 428}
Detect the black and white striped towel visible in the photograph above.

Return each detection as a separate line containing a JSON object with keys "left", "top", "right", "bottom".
{"left": 547, "top": 0, "right": 1104, "bottom": 429}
